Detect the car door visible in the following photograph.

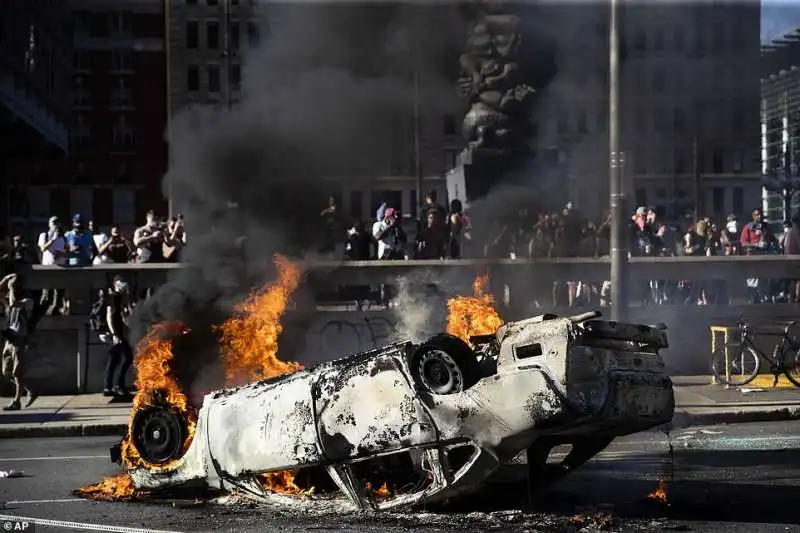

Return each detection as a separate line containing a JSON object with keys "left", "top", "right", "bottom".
{"left": 312, "top": 351, "right": 439, "bottom": 462}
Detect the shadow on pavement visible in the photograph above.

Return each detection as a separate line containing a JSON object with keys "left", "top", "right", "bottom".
{"left": 442, "top": 449, "right": 800, "bottom": 525}
{"left": 0, "top": 412, "right": 73, "bottom": 424}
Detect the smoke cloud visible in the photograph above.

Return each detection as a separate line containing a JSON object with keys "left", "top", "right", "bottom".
{"left": 130, "top": 2, "right": 465, "bottom": 386}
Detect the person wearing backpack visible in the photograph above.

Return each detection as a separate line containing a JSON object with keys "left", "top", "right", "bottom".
{"left": 0, "top": 273, "right": 37, "bottom": 410}
{"left": 103, "top": 276, "right": 133, "bottom": 397}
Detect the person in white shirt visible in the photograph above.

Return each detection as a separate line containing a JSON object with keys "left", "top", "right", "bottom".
{"left": 37, "top": 216, "right": 66, "bottom": 266}
{"left": 88, "top": 220, "right": 110, "bottom": 265}
{"left": 371, "top": 208, "right": 407, "bottom": 260}
{"left": 36, "top": 216, "right": 66, "bottom": 315}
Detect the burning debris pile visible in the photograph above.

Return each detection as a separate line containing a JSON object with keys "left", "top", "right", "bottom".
{"left": 77, "top": 255, "right": 306, "bottom": 501}
{"left": 446, "top": 274, "right": 504, "bottom": 344}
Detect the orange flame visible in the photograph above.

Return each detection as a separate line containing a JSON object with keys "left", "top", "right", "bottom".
{"left": 217, "top": 255, "right": 304, "bottom": 385}
{"left": 258, "top": 471, "right": 311, "bottom": 495}
{"left": 647, "top": 479, "right": 669, "bottom": 505}
{"left": 446, "top": 274, "right": 503, "bottom": 343}
{"left": 74, "top": 473, "right": 143, "bottom": 501}
{"left": 366, "top": 481, "right": 392, "bottom": 500}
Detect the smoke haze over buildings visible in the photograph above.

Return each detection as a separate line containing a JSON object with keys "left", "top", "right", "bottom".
{"left": 131, "top": 2, "right": 464, "bottom": 375}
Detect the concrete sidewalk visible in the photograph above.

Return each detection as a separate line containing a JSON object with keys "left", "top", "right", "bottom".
{"left": 0, "top": 376, "right": 799, "bottom": 438}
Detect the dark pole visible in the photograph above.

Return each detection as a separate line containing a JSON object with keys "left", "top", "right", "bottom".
{"left": 609, "top": 0, "right": 628, "bottom": 322}
{"left": 413, "top": 49, "right": 423, "bottom": 212}
{"left": 165, "top": 0, "right": 173, "bottom": 218}
{"left": 692, "top": 135, "right": 700, "bottom": 220}
{"left": 223, "top": 0, "right": 232, "bottom": 110}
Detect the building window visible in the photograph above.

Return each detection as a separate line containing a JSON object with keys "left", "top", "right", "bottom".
{"left": 712, "top": 22, "right": 725, "bottom": 52}
{"left": 111, "top": 78, "right": 133, "bottom": 109}
{"left": 186, "top": 21, "right": 199, "bottom": 49}
{"left": 635, "top": 149, "right": 647, "bottom": 174}
{"left": 443, "top": 114, "right": 456, "bottom": 136}
{"left": 634, "top": 28, "right": 646, "bottom": 51}
{"left": 635, "top": 188, "right": 647, "bottom": 206}
{"left": 70, "top": 188, "right": 94, "bottom": 221}
{"left": 207, "top": 21, "right": 220, "bottom": 49}
{"left": 733, "top": 187, "right": 744, "bottom": 214}
{"left": 673, "top": 108, "right": 686, "bottom": 133}
{"left": 577, "top": 110, "right": 588, "bottom": 134}
{"left": 112, "top": 188, "right": 136, "bottom": 225}
{"left": 656, "top": 187, "right": 667, "bottom": 199}
{"left": 596, "top": 108, "right": 607, "bottom": 133}
{"left": 74, "top": 76, "right": 91, "bottom": 108}
{"left": 731, "top": 104, "right": 744, "bottom": 132}
{"left": 71, "top": 115, "right": 91, "bottom": 152}
{"left": 112, "top": 115, "right": 135, "bottom": 152}
{"left": 230, "top": 63, "right": 241, "bottom": 91}
{"left": 111, "top": 51, "right": 133, "bottom": 72}
{"left": 207, "top": 64, "right": 221, "bottom": 93}
{"left": 187, "top": 64, "right": 199, "bottom": 91}
{"left": 674, "top": 148, "right": 687, "bottom": 174}
{"left": 653, "top": 27, "right": 665, "bottom": 51}
{"left": 557, "top": 112, "right": 568, "bottom": 135}
{"left": 712, "top": 148, "right": 724, "bottom": 173}
{"left": 28, "top": 188, "right": 51, "bottom": 223}
{"left": 349, "top": 190, "right": 363, "bottom": 220}
{"left": 207, "top": 0, "right": 219, "bottom": 5}
{"left": 230, "top": 20, "right": 240, "bottom": 50}
{"left": 674, "top": 27, "right": 685, "bottom": 52}
{"left": 109, "top": 11, "right": 131, "bottom": 37}
{"left": 693, "top": 32, "right": 706, "bottom": 55}
{"left": 188, "top": 0, "right": 197, "bottom": 4}
{"left": 73, "top": 51, "right": 93, "bottom": 72}
{"left": 712, "top": 187, "right": 724, "bottom": 215}
{"left": 248, "top": 22, "right": 260, "bottom": 47}
{"left": 635, "top": 108, "right": 646, "bottom": 133}
{"left": 652, "top": 68, "right": 666, "bottom": 93}
{"left": 654, "top": 108, "right": 667, "bottom": 132}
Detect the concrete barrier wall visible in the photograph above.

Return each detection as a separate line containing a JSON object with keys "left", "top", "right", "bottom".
{"left": 7, "top": 259, "right": 800, "bottom": 395}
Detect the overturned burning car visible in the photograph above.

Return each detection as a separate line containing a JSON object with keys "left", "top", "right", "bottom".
{"left": 114, "top": 311, "right": 674, "bottom": 510}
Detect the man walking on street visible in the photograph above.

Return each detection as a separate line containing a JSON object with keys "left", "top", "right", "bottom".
{"left": 1, "top": 273, "right": 37, "bottom": 410}
{"left": 104, "top": 275, "right": 133, "bottom": 397}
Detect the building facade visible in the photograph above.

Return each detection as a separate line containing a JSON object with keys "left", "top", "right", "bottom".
{"left": 165, "top": 1, "right": 456, "bottom": 222}
{"left": 64, "top": 0, "right": 167, "bottom": 229}
{"left": 760, "top": 29, "right": 800, "bottom": 231}
{"left": 0, "top": 0, "right": 72, "bottom": 237}
{"left": 527, "top": 2, "right": 762, "bottom": 221}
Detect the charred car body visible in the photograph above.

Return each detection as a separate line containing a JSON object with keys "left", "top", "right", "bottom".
{"left": 115, "top": 311, "right": 674, "bottom": 510}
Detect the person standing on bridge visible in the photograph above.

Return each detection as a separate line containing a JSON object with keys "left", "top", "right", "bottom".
{"left": 0, "top": 273, "right": 37, "bottom": 411}
{"left": 103, "top": 276, "right": 133, "bottom": 397}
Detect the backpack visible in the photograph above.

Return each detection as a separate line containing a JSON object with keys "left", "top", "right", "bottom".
{"left": 88, "top": 296, "right": 108, "bottom": 332}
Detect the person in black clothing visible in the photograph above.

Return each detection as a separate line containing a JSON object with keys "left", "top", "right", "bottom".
{"left": 415, "top": 210, "right": 447, "bottom": 259}
{"left": 104, "top": 275, "right": 133, "bottom": 397}
{"left": 344, "top": 220, "right": 371, "bottom": 260}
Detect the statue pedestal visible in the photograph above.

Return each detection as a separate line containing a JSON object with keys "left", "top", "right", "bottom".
{"left": 445, "top": 146, "right": 531, "bottom": 207}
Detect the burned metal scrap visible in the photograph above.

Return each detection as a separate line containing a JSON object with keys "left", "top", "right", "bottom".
{"left": 112, "top": 310, "right": 674, "bottom": 511}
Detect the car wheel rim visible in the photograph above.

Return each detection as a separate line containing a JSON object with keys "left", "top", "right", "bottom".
{"left": 419, "top": 349, "right": 463, "bottom": 394}
{"left": 133, "top": 407, "right": 185, "bottom": 465}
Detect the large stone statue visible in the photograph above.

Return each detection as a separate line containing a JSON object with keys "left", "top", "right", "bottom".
{"left": 457, "top": 1, "right": 536, "bottom": 150}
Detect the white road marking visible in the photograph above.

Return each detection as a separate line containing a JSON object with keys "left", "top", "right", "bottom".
{"left": 6, "top": 499, "right": 85, "bottom": 504}
{"left": 0, "top": 456, "right": 107, "bottom": 462}
{"left": 0, "top": 514, "right": 183, "bottom": 533}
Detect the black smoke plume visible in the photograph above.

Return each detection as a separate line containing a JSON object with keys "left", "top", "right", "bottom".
{"left": 130, "top": 2, "right": 465, "bottom": 391}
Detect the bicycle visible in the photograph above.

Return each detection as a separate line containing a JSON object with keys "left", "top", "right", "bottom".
{"left": 710, "top": 318, "right": 800, "bottom": 387}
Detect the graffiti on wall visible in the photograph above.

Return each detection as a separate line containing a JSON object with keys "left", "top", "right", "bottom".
{"left": 304, "top": 313, "right": 442, "bottom": 362}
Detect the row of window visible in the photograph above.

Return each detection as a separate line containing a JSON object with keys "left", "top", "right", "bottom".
{"left": 544, "top": 104, "right": 748, "bottom": 138}
{"left": 74, "top": 50, "right": 133, "bottom": 72}
{"left": 8, "top": 187, "right": 137, "bottom": 226}
{"left": 631, "top": 147, "right": 747, "bottom": 175}
{"left": 74, "top": 77, "right": 134, "bottom": 109}
{"left": 634, "top": 186, "right": 746, "bottom": 218}
{"left": 74, "top": 11, "right": 133, "bottom": 38}
{"left": 185, "top": 20, "right": 260, "bottom": 50}
{"left": 186, "top": 63, "right": 241, "bottom": 93}
{"left": 624, "top": 20, "right": 749, "bottom": 56}
{"left": 71, "top": 115, "right": 135, "bottom": 153}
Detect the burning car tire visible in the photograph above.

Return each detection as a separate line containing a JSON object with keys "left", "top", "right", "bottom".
{"left": 131, "top": 406, "right": 188, "bottom": 466}
{"left": 410, "top": 334, "right": 481, "bottom": 395}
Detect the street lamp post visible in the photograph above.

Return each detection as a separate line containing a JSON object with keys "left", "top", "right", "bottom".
{"left": 609, "top": 0, "right": 629, "bottom": 322}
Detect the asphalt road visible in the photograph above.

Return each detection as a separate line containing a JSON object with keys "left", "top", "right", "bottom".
{"left": 1, "top": 421, "right": 800, "bottom": 532}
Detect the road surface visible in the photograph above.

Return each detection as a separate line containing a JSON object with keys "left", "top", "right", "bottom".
{"left": 1, "top": 421, "right": 800, "bottom": 532}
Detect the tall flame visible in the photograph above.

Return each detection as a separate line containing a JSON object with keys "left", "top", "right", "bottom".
{"left": 647, "top": 479, "right": 669, "bottom": 505}
{"left": 217, "top": 255, "right": 304, "bottom": 385}
{"left": 446, "top": 274, "right": 503, "bottom": 343}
